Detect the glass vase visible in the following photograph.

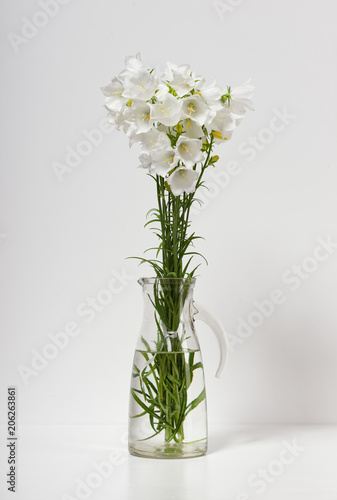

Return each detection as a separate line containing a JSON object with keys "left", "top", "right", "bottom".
{"left": 128, "top": 277, "right": 228, "bottom": 459}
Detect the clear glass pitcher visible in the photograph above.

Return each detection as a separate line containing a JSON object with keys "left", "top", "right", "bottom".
{"left": 128, "top": 277, "right": 228, "bottom": 459}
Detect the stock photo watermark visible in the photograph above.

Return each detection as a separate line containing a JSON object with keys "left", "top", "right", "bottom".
{"left": 213, "top": 0, "right": 244, "bottom": 21}
{"left": 52, "top": 118, "right": 113, "bottom": 182}
{"left": 52, "top": 106, "right": 294, "bottom": 188}
{"left": 17, "top": 267, "right": 134, "bottom": 386}
{"left": 6, "top": 387, "right": 18, "bottom": 493}
{"left": 7, "top": 0, "right": 72, "bottom": 54}
{"left": 190, "top": 107, "right": 296, "bottom": 215}
{"left": 237, "top": 107, "right": 296, "bottom": 162}
{"left": 235, "top": 439, "right": 306, "bottom": 499}
{"left": 61, "top": 444, "right": 127, "bottom": 500}
{"left": 228, "top": 236, "right": 337, "bottom": 351}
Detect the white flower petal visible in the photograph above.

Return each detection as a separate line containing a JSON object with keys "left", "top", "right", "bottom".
{"left": 200, "top": 80, "right": 223, "bottom": 110}
{"left": 102, "top": 78, "right": 126, "bottom": 112}
{"left": 155, "top": 83, "right": 169, "bottom": 101}
{"left": 138, "top": 129, "right": 171, "bottom": 153}
{"left": 132, "top": 101, "right": 153, "bottom": 134}
{"left": 182, "top": 119, "right": 203, "bottom": 139}
{"left": 119, "top": 53, "right": 144, "bottom": 79}
{"left": 151, "top": 94, "right": 182, "bottom": 127}
{"left": 175, "top": 137, "right": 204, "bottom": 167}
{"left": 165, "top": 63, "right": 197, "bottom": 97}
{"left": 106, "top": 112, "right": 116, "bottom": 124}
{"left": 207, "top": 107, "right": 237, "bottom": 139}
{"left": 226, "top": 80, "right": 255, "bottom": 116}
{"left": 149, "top": 149, "right": 176, "bottom": 177}
{"left": 181, "top": 96, "right": 210, "bottom": 126}
{"left": 122, "top": 70, "right": 158, "bottom": 101}
{"left": 138, "top": 153, "right": 152, "bottom": 171}
{"left": 167, "top": 168, "right": 199, "bottom": 196}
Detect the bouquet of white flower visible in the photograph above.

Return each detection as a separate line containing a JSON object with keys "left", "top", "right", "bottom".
{"left": 101, "top": 55, "right": 253, "bottom": 457}
{"left": 102, "top": 53, "right": 253, "bottom": 280}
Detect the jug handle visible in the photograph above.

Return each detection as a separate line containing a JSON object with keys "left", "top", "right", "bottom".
{"left": 193, "top": 301, "right": 229, "bottom": 379}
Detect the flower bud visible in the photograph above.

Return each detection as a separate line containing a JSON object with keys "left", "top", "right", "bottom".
{"left": 211, "top": 130, "right": 222, "bottom": 140}
{"left": 210, "top": 155, "right": 219, "bottom": 164}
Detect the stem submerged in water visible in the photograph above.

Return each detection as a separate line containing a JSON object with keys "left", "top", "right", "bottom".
{"left": 132, "top": 347, "right": 204, "bottom": 444}
{"left": 130, "top": 138, "right": 214, "bottom": 443}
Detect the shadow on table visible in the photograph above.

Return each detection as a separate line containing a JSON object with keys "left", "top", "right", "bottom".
{"left": 208, "top": 425, "right": 293, "bottom": 454}
{"left": 126, "top": 451, "right": 208, "bottom": 500}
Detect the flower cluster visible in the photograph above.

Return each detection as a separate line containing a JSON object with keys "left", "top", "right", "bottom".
{"left": 102, "top": 54, "right": 254, "bottom": 196}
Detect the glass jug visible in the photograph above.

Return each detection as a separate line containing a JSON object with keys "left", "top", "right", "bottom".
{"left": 128, "top": 277, "right": 228, "bottom": 459}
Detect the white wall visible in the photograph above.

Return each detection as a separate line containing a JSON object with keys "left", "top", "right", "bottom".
{"left": 1, "top": 0, "right": 337, "bottom": 425}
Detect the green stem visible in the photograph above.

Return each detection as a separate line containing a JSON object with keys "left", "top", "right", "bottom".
{"left": 196, "top": 135, "right": 214, "bottom": 191}
{"left": 172, "top": 196, "right": 179, "bottom": 276}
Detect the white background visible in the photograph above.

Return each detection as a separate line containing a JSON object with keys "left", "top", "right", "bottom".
{"left": 1, "top": 0, "right": 337, "bottom": 432}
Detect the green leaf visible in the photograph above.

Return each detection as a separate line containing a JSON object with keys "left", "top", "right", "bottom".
{"left": 185, "top": 388, "right": 206, "bottom": 416}
{"left": 131, "top": 389, "right": 173, "bottom": 428}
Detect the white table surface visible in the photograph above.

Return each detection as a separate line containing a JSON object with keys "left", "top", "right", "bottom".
{"left": 1, "top": 424, "right": 336, "bottom": 500}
